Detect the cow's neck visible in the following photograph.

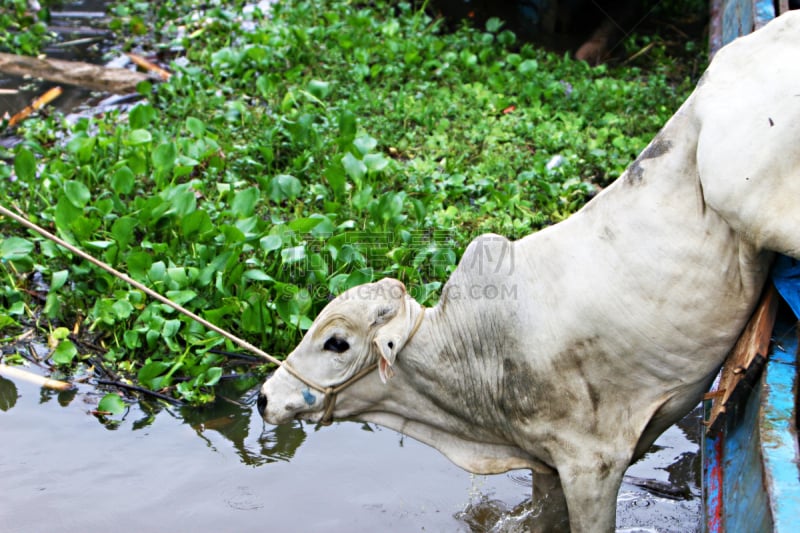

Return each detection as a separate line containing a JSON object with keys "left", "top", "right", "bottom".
{"left": 359, "top": 302, "right": 552, "bottom": 473}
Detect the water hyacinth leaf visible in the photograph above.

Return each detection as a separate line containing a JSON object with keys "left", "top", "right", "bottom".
{"left": 307, "top": 79, "right": 331, "bottom": 99}
{"left": 342, "top": 152, "right": 366, "bottom": 183}
{"left": 129, "top": 103, "right": 157, "bottom": 128}
{"left": 138, "top": 361, "right": 170, "bottom": 386}
{"left": 111, "top": 298, "right": 134, "bottom": 320}
{"left": 51, "top": 339, "right": 78, "bottom": 365}
{"left": 363, "top": 153, "right": 389, "bottom": 173}
{"left": 338, "top": 109, "right": 357, "bottom": 140}
{"left": 232, "top": 187, "right": 259, "bottom": 218}
{"left": 287, "top": 217, "right": 323, "bottom": 233}
{"left": 243, "top": 269, "right": 273, "bottom": 281}
{"left": 127, "top": 251, "right": 153, "bottom": 282}
{"left": 97, "top": 393, "right": 126, "bottom": 415}
{"left": 66, "top": 133, "right": 96, "bottom": 163}
{"left": 152, "top": 141, "right": 177, "bottom": 172}
{"left": 519, "top": 59, "right": 539, "bottom": 74}
{"left": 260, "top": 234, "right": 282, "bottom": 252}
{"left": 353, "top": 135, "right": 377, "bottom": 155}
{"left": 185, "top": 116, "right": 205, "bottom": 137}
{"left": 148, "top": 261, "right": 166, "bottom": 283}
{"left": 281, "top": 245, "right": 306, "bottom": 263}
{"left": 111, "top": 166, "right": 135, "bottom": 195}
{"left": 181, "top": 209, "right": 214, "bottom": 240}
{"left": 127, "top": 129, "right": 153, "bottom": 145}
{"left": 165, "top": 187, "right": 196, "bottom": 217}
{"left": 0, "top": 376, "right": 18, "bottom": 411}
{"left": 323, "top": 158, "right": 347, "bottom": 198}
{"left": 0, "top": 315, "right": 21, "bottom": 331}
{"left": 111, "top": 216, "right": 137, "bottom": 250}
{"left": 14, "top": 147, "right": 35, "bottom": 181}
{"left": 162, "top": 319, "right": 181, "bottom": 338}
{"left": 267, "top": 174, "right": 302, "bottom": 202}
{"left": 203, "top": 367, "right": 223, "bottom": 387}
{"left": 50, "top": 270, "right": 68, "bottom": 291}
{"left": 0, "top": 237, "right": 33, "bottom": 261}
{"left": 63, "top": 180, "right": 91, "bottom": 208}
{"left": 165, "top": 290, "right": 197, "bottom": 305}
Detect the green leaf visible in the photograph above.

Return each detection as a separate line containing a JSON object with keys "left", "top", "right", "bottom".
{"left": 127, "top": 251, "right": 153, "bottom": 281}
{"left": 97, "top": 393, "right": 126, "bottom": 415}
{"left": 243, "top": 269, "right": 273, "bottom": 281}
{"left": 14, "top": 147, "right": 35, "bottom": 181}
{"left": 186, "top": 116, "right": 205, "bottom": 137}
{"left": 181, "top": 210, "right": 214, "bottom": 240}
{"left": 129, "top": 103, "right": 157, "bottom": 128}
{"left": 165, "top": 289, "right": 197, "bottom": 305}
{"left": 0, "top": 237, "right": 33, "bottom": 261}
{"left": 0, "top": 376, "right": 18, "bottom": 411}
{"left": 519, "top": 59, "right": 539, "bottom": 74}
{"left": 111, "top": 216, "right": 137, "bottom": 250}
{"left": 63, "top": 180, "right": 91, "bottom": 208}
{"left": 203, "top": 367, "right": 223, "bottom": 387}
{"left": 162, "top": 319, "right": 181, "bottom": 337}
{"left": 50, "top": 270, "right": 68, "bottom": 291}
{"left": 307, "top": 79, "right": 331, "bottom": 99}
{"left": 364, "top": 153, "right": 389, "bottom": 173}
{"left": 267, "top": 174, "right": 302, "bottom": 202}
{"left": 127, "top": 129, "right": 153, "bottom": 145}
{"left": 287, "top": 216, "right": 323, "bottom": 233}
{"left": 152, "top": 141, "right": 177, "bottom": 172}
{"left": 353, "top": 135, "right": 378, "bottom": 155}
{"left": 231, "top": 187, "right": 259, "bottom": 218}
{"left": 259, "top": 234, "right": 282, "bottom": 252}
{"left": 342, "top": 152, "right": 366, "bottom": 183}
{"left": 111, "top": 166, "right": 135, "bottom": 195}
{"left": 51, "top": 339, "right": 78, "bottom": 365}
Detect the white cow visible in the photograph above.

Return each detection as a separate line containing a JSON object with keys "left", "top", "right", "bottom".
{"left": 259, "top": 12, "right": 800, "bottom": 532}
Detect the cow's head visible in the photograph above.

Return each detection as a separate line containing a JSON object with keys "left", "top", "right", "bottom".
{"left": 257, "top": 278, "right": 422, "bottom": 425}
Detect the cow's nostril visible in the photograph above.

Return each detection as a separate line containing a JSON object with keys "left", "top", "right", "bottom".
{"left": 257, "top": 392, "right": 267, "bottom": 417}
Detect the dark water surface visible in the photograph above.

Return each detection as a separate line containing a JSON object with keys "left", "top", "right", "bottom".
{"left": 0, "top": 372, "right": 701, "bottom": 532}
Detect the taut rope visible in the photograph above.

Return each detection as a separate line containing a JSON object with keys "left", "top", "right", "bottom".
{"left": 0, "top": 204, "right": 425, "bottom": 418}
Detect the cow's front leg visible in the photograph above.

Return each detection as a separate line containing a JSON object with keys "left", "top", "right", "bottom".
{"left": 557, "top": 458, "right": 628, "bottom": 533}
{"left": 529, "top": 470, "right": 570, "bottom": 532}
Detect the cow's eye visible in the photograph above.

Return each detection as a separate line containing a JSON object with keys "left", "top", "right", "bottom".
{"left": 323, "top": 337, "right": 350, "bottom": 353}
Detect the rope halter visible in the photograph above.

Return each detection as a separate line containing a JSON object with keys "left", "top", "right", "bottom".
{"left": 281, "top": 305, "right": 426, "bottom": 426}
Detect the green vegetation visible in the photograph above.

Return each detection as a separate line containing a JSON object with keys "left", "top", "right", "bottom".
{"left": 0, "top": 0, "right": 703, "bottom": 405}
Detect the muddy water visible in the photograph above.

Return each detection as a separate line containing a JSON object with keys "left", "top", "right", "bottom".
{"left": 0, "top": 371, "right": 701, "bottom": 532}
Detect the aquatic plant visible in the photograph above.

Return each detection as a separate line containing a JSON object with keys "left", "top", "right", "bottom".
{"left": 0, "top": 0, "right": 703, "bottom": 404}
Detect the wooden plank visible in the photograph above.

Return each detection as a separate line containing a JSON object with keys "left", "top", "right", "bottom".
{"left": 759, "top": 321, "right": 800, "bottom": 532}
{"left": 0, "top": 52, "right": 151, "bottom": 94}
{"left": 706, "top": 283, "right": 779, "bottom": 435}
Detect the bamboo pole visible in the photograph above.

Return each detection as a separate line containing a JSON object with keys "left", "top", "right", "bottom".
{"left": 0, "top": 363, "right": 73, "bottom": 391}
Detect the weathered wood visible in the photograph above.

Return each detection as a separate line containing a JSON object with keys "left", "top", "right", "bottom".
{"left": 0, "top": 363, "right": 73, "bottom": 391}
{"left": 0, "top": 52, "right": 151, "bottom": 94}
{"left": 7, "top": 86, "right": 62, "bottom": 127}
{"left": 706, "top": 283, "right": 779, "bottom": 435}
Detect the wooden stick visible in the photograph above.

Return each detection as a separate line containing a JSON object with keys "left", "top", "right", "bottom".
{"left": 0, "top": 52, "right": 152, "bottom": 94}
{"left": 0, "top": 363, "right": 73, "bottom": 391}
{"left": 7, "top": 86, "right": 62, "bottom": 127}
{"left": 126, "top": 53, "right": 171, "bottom": 80}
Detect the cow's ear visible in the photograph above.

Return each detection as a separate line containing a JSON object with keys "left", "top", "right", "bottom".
{"left": 370, "top": 279, "right": 409, "bottom": 383}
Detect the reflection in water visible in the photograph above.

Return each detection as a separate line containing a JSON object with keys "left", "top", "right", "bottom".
{"left": 0, "top": 368, "right": 703, "bottom": 532}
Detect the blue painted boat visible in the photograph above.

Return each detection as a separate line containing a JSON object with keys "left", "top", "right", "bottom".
{"left": 702, "top": 305, "right": 800, "bottom": 532}
{"left": 702, "top": 4, "right": 800, "bottom": 529}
